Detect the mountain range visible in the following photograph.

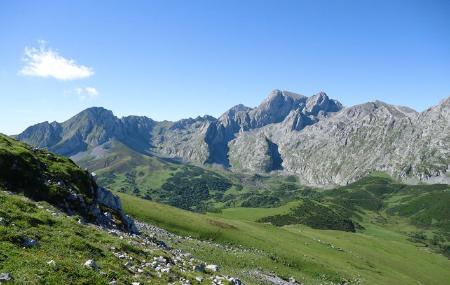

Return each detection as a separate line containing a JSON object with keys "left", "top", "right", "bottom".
{"left": 17, "top": 89, "right": 450, "bottom": 186}
{"left": 4, "top": 90, "right": 450, "bottom": 285}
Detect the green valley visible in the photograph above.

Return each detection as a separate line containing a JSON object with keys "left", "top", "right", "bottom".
{"left": 116, "top": 174, "right": 450, "bottom": 285}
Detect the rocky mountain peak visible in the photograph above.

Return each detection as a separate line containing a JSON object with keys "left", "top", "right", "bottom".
{"left": 261, "top": 89, "right": 305, "bottom": 106}
{"left": 228, "top": 104, "right": 252, "bottom": 113}
{"left": 68, "top": 107, "right": 116, "bottom": 126}
{"left": 305, "top": 92, "right": 343, "bottom": 115}
{"left": 17, "top": 121, "right": 62, "bottom": 148}
{"left": 248, "top": 90, "right": 307, "bottom": 128}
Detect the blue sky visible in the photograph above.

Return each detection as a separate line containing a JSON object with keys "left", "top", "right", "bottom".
{"left": 0, "top": 0, "right": 449, "bottom": 134}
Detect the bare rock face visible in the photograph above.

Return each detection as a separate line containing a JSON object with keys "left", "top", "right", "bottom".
{"left": 154, "top": 115, "right": 214, "bottom": 164}
{"left": 16, "top": 90, "right": 450, "bottom": 186}
{"left": 275, "top": 101, "right": 419, "bottom": 185}
{"left": 94, "top": 187, "right": 139, "bottom": 234}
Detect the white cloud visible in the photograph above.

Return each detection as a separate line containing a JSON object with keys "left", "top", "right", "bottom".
{"left": 20, "top": 41, "right": 94, "bottom": 80}
{"left": 76, "top": 87, "right": 100, "bottom": 100}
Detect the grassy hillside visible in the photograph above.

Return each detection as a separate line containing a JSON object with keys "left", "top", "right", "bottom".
{"left": 118, "top": 192, "right": 450, "bottom": 285}
{"left": 0, "top": 190, "right": 248, "bottom": 285}
{"left": 0, "top": 134, "right": 97, "bottom": 208}
{"left": 0, "top": 135, "right": 247, "bottom": 284}
{"left": 0, "top": 191, "right": 150, "bottom": 284}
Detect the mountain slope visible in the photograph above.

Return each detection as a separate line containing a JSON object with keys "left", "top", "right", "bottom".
{"left": 16, "top": 90, "right": 450, "bottom": 185}
{"left": 118, "top": 185, "right": 450, "bottom": 285}
{"left": 0, "top": 134, "right": 136, "bottom": 233}
{"left": 0, "top": 135, "right": 249, "bottom": 284}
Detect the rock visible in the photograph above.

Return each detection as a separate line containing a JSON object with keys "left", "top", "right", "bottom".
{"left": 47, "top": 260, "right": 56, "bottom": 266}
{"left": 205, "top": 264, "right": 219, "bottom": 272}
{"left": 22, "top": 236, "right": 38, "bottom": 248}
{"left": 84, "top": 259, "right": 99, "bottom": 271}
{"left": 0, "top": 273, "right": 12, "bottom": 282}
{"left": 228, "top": 277, "right": 242, "bottom": 285}
{"left": 154, "top": 256, "right": 167, "bottom": 264}
{"left": 193, "top": 263, "right": 205, "bottom": 272}
{"left": 103, "top": 211, "right": 112, "bottom": 219}
{"left": 195, "top": 276, "right": 204, "bottom": 282}
{"left": 95, "top": 187, "right": 139, "bottom": 234}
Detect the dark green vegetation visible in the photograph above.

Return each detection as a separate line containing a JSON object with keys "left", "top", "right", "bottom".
{"left": 158, "top": 166, "right": 232, "bottom": 211}
{"left": 258, "top": 173, "right": 450, "bottom": 256}
{"left": 259, "top": 199, "right": 357, "bottom": 232}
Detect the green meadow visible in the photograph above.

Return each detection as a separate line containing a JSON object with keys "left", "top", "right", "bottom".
{"left": 118, "top": 188, "right": 450, "bottom": 285}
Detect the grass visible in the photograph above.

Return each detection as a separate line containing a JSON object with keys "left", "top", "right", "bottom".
{"left": 118, "top": 192, "right": 450, "bottom": 285}
{"left": 0, "top": 191, "right": 172, "bottom": 284}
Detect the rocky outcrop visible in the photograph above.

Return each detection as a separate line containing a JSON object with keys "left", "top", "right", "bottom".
{"left": 0, "top": 134, "right": 138, "bottom": 234}
{"left": 94, "top": 186, "right": 138, "bottom": 233}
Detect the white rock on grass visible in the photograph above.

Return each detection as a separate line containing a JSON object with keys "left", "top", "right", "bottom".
{"left": 0, "top": 272, "right": 12, "bottom": 282}
{"left": 205, "top": 264, "right": 219, "bottom": 272}
{"left": 84, "top": 259, "right": 99, "bottom": 270}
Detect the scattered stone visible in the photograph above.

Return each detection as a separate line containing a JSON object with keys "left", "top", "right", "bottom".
{"left": 47, "top": 260, "right": 56, "bottom": 266}
{"left": 228, "top": 277, "right": 242, "bottom": 285}
{"left": 195, "top": 276, "right": 204, "bottom": 282}
{"left": 22, "top": 236, "right": 38, "bottom": 248}
{"left": 0, "top": 273, "right": 12, "bottom": 282}
{"left": 103, "top": 212, "right": 112, "bottom": 219}
{"left": 84, "top": 259, "right": 99, "bottom": 271}
{"left": 154, "top": 256, "right": 167, "bottom": 264}
{"left": 193, "top": 263, "right": 205, "bottom": 272}
{"left": 206, "top": 264, "right": 219, "bottom": 272}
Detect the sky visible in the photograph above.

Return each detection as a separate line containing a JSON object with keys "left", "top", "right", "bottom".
{"left": 0, "top": 0, "right": 449, "bottom": 135}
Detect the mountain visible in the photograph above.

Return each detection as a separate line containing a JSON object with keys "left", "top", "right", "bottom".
{"left": 2, "top": 140, "right": 449, "bottom": 285}
{"left": 17, "top": 89, "right": 450, "bottom": 186}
